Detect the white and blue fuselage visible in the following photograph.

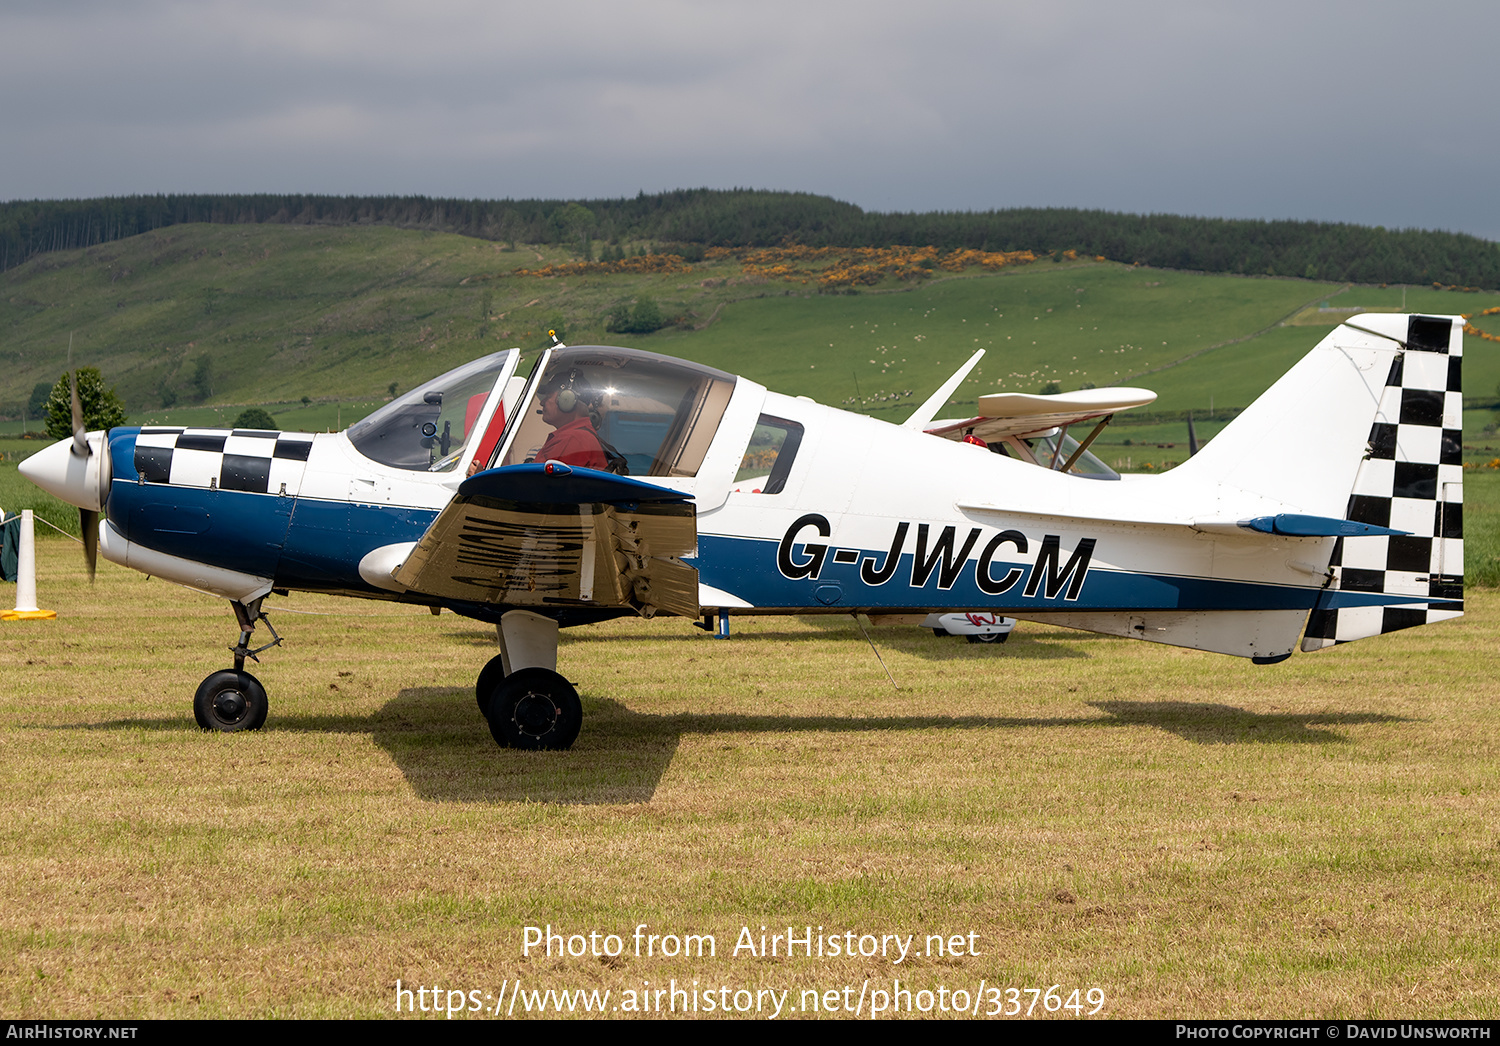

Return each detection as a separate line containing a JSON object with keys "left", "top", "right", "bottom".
{"left": 31, "top": 318, "right": 1465, "bottom": 666}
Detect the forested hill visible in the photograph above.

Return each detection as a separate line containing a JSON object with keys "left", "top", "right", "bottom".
{"left": 2, "top": 189, "right": 1497, "bottom": 288}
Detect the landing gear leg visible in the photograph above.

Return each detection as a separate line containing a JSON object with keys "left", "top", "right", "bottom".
{"left": 229, "top": 596, "right": 282, "bottom": 672}
{"left": 477, "top": 610, "right": 579, "bottom": 750}
{"left": 194, "top": 595, "right": 281, "bottom": 733}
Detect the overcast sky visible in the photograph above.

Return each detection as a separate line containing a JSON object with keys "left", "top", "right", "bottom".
{"left": 3, "top": 0, "right": 1496, "bottom": 238}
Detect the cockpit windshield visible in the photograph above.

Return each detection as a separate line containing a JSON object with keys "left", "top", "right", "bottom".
{"left": 347, "top": 350, "right": 514, "bottom": 471}
{"left": 1013, "top": 428, "right": 1120, "bottom": 480}
{"left": 499, "top": 346, "right": 736, "bottom": 477}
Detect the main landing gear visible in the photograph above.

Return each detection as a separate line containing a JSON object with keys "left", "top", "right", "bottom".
{"left": 194, "top": 595, "right": 281, "bottom": 733}
{"left": 476, "top": 610, "right": 581, "bottom": 750}
{"left": 190, "top": 599, "right": 578, "bottom": 749}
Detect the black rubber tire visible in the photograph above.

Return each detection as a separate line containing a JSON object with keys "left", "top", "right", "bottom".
{"left": 475, "top": 653, "right": 507, "bottom": 712}
{"left": 484, "top": 668, "right": 582, "bottom": 751}
{"left": 966, "top": 632, "right": 1008, "bottom": 645}
{"left": 193, "top": 670, "right": 269, "bottom": 732}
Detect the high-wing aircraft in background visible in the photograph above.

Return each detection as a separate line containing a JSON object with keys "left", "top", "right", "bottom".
{"left": 20, "top": 313, "right": 1465, "bottom": 750}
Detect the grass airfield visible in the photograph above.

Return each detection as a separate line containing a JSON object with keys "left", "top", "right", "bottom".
{"left": 1, "top": 543, "right": 1496, "bottom": 1018}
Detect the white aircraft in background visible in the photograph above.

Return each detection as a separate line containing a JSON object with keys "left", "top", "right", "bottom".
{"left": 923, "top": 612, "right": 1015, "bottom": 644}
{"left": 21, "top": 314, "right": 1464, "bottom": 749}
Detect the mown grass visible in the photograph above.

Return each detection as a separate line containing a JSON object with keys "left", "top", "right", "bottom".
{"left": 0, "top": 544, "right": 1496, "bottom": 1018}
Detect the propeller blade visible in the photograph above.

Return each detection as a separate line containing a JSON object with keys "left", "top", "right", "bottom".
{"left": 80, "top": 508, "right": 98, "bottom": 582}
{"left": 69, "top": 371, "right": 90, "bottom": 459}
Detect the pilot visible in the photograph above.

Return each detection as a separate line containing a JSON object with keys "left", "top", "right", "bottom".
{"left": 528, "top": 370, "right": 609, "bottom": 471}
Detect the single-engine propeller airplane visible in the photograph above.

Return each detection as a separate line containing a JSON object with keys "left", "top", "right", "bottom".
{"left": 21, "top": 313, "right": 1464, "bottom": 750}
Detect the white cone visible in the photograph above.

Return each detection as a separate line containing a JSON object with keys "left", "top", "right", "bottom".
{"left": 4, "top": 510, "right": 56, "bottom": 621}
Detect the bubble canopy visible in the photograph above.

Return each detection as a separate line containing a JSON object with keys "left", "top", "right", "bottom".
{"left": 500, "top": 346, "right": 737, "bottom": 478}
{"left": 347, "top": 350, "right": 515, "bottom": 472}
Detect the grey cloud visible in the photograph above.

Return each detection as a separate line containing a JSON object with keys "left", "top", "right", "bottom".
{"left": 1, "top": 0, "right": 1495, "bottom": 238}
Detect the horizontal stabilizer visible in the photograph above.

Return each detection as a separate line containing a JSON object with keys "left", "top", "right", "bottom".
{"left": 1190, "top": 514, "right": 1409, "bottom": 538}
{"left": 961, "top": 502, "right": 1400, "bottom": 539}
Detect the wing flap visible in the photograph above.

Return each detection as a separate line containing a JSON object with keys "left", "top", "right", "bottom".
{"left": 392, "top": 464, "right": 700, "bottom": 618}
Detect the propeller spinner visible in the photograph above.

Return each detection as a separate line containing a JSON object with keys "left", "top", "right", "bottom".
{"left": 18, "top": 371, "right": 111, "bottom": 581}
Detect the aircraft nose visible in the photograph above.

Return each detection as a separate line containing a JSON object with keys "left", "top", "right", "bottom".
{"left": 18, "top": 435, "right": 106, "bottom": 511}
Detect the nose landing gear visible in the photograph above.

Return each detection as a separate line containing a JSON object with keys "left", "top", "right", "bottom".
{"left": 193, "top": 670, "right": 268, "bottom": 731}
{"left": 195, "top": 595, "right": 282, "bottom": 733}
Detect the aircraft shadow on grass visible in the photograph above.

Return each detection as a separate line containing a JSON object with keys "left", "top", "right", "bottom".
{"left": 64, "top": 693, "right": 1410, "bottom": 805}
{"left": 1087, "top": 701, "right": 1408, "bottom": 746}
{"left": 363, "top": 690, "right": 1409, "bottom": 804}
{"left": 448, "top": 626, "right": 1091, "bottom": 663}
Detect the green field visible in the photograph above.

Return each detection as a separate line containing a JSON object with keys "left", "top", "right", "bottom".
{"left": 5, "top": 223, "right": 1500, "bottom": 428}
{"left": 0, "top": 544, "right": 1495, "bottom": 1018}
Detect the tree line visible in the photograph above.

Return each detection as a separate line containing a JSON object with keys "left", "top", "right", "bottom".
{"left": 1, "top": 189, "right": 1496, "bottom": 288}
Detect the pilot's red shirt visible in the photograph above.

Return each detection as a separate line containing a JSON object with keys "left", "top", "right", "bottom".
{"left": 532, "top": 416, "right": 607, "bottom": 471}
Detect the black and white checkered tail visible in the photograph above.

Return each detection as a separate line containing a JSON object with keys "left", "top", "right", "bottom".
{"left": 1301, "top": 316, "right": 1463, "bottom": 651}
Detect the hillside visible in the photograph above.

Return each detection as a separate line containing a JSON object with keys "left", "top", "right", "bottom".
{"left": 4, "top": 223, "right": 1499, "bottom": 428}
{"left": 5, "top": 190, "right": 1498, "bottom": 287}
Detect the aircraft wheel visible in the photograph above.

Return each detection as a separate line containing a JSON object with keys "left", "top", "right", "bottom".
{"left": 485, "top": 668, "right": 581, "bottom": 751}
{"left": 475, "top": 654, "right": 508, "bottom": 712}
{"left": 193, "top": 670, "right": 269, "bottom": 732}
{"left": 966, "top": 632, "right": 1009, "bottom": 645}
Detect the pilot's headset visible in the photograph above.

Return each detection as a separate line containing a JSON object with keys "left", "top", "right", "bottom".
{"left": 545, "top": 369, "right": 594, "bottom": 415}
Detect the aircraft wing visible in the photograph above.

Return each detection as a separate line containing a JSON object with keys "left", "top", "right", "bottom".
{"left": 927, "top": 387, "right": 1157, "bottom": 440}
{"left": 391, "top": 463, "right": 699, "bottom": 618}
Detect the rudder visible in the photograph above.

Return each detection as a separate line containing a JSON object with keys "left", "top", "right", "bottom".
{"left": 1302, "top": 314, "right": 1463, "bottom": 650}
